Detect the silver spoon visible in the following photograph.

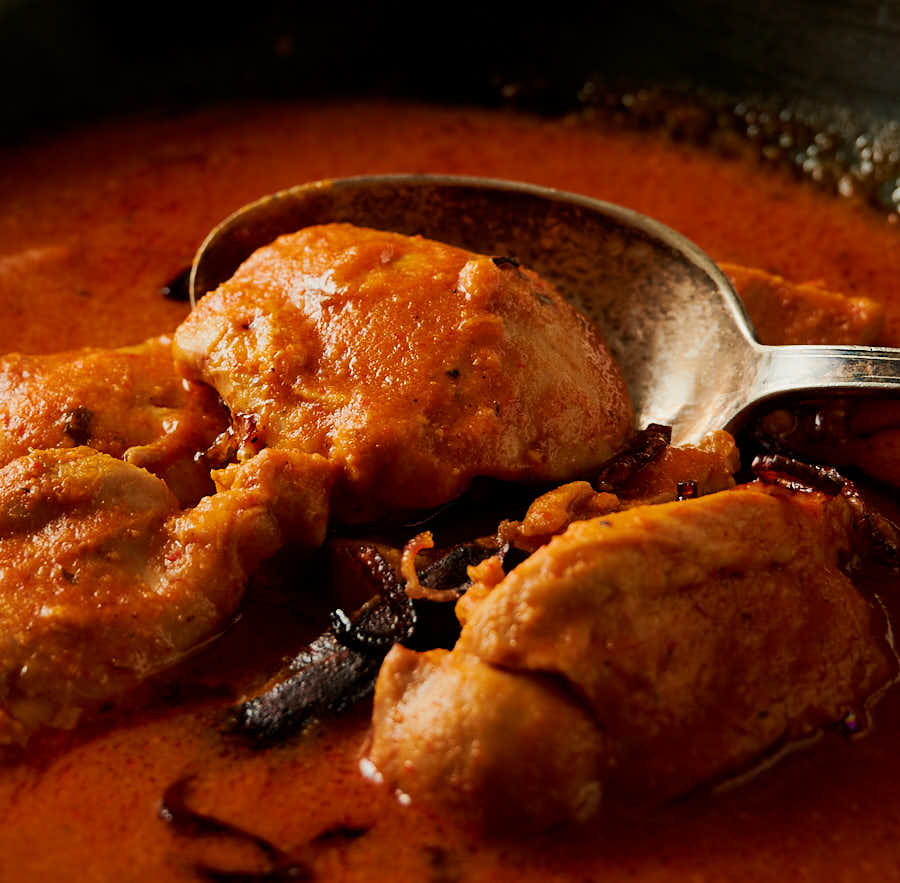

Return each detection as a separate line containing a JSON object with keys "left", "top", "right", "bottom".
{"left": 190, "top": 174, "right": 900, "bottom": 445}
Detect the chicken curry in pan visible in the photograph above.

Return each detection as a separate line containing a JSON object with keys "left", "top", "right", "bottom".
{"left": 1, "top": 100, "right": 899, "bottom": 880}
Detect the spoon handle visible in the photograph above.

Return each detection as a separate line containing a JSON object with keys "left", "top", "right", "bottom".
{"left": 715, "top": 344, "right": 900, "bottom": 440}
{"left": 755, "top": 344, "right": 900, "bottom": 399}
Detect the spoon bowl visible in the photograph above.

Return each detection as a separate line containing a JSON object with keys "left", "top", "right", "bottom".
{"left": 191, "top": 175, "right": 900, "bottom": 444}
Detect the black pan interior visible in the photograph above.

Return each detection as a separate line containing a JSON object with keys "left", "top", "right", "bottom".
{"left": 1, "top": 0, "right": 899, "bottom": 142}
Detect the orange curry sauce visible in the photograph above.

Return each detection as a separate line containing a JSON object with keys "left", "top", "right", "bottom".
{"left": 1, "top": 101, "right": 900, "bottom": 881}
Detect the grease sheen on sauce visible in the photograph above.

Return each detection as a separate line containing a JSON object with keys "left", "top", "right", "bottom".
{"left": 1, "top": 101, "right": 900, "bottom": 882}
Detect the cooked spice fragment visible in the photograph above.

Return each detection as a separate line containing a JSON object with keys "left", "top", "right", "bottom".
{"left": 595, "top": 423, "right": 672, "bottom": 491}
{"left": 239, "top": 546, "right": 413, "bottom": 742}
{"left": 236, "top": 539, "right": 506, "bottom": 743}
{"left": 418, "top": 537, "right": 507, "bottom": 591}
{"left": 330, "top": 549, "right": 417, "bottom": 654}
{"left": 236, "top": 630, "right": 382, "bottom": 745}
{"left": 751, "top": 453, "right": 846, "bottom": 495}
{"left": 62, "top": 405, "right": 93, "bottom": 446}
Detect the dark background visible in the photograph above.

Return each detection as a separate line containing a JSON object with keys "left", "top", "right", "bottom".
{"left": 1, "top": 0, "right": 900, "bottom": 140}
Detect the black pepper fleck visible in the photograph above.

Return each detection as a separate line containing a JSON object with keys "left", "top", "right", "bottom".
{"left": 64, "top": 406, "right": 93, "bottom": 446}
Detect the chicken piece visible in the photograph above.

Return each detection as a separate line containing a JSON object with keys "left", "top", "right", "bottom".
{"left": 722, "top": 262, "right": 884, "bottom": 346}
{"left": 174, "top": 224, "right": 632, "bottom": 525}
{"left": 0, "top": 447, "right": 284, "bottom": 745}
{"left": 212, "top": 447, "right": 338, "bottom": 546}
{"left": 368, "top": 483, "right": 892, "bottom": 830}
{"left": 0, "top": 336, "right": 226, "bottom": 506}
{"left": 498, "top": 481, "right": 620, "bottom": 554}
{"left": 369, "top": 648, "right": 606, "bottom": 832}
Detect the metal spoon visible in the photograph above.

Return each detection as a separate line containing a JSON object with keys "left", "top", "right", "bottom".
{"left": 190, "top": 174, "right": 900, "bottom": 445}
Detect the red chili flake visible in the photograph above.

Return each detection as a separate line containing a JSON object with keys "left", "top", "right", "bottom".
{"left": 676, "top": 480, "right": 698, "bottom": 500}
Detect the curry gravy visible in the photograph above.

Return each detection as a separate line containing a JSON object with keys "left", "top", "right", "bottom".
{"left": 1, "top": 101, "right": 900, "bottom": 881}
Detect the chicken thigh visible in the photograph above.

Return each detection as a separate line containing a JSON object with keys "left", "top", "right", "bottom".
{"left": 0, "top": 447, "right": 290, "bottom": 745}
{"left": 368, "top": 483, "right": 893, "bottom": 831}
{"left": 174, "top": 224, "right": 633, "bottom": 525}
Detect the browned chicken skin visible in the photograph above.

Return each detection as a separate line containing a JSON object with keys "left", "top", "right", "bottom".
{"left": 0, "top": 447, "right": 285, "bottom": 745}
{"left": 174, "top": 224, "right": 633, "bottom": 526}
{"left": 368, "top": 483, "right": 893, "bottom": 831}
{"left": 0, "top": 336, "right": 226, "bottom": 506}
